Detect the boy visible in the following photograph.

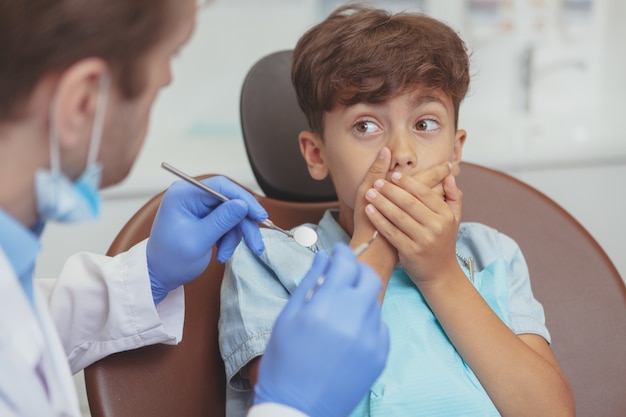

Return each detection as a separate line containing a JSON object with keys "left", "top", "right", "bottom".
{"left": 220, "top": 5, "right": 574, "bottom": 416}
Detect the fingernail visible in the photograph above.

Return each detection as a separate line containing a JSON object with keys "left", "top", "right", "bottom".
{"left": 391, "top": 172, "right": 401, "bottom": 182}
{"left": 366, "top": 189, "right": 377, "bottom": 200}
{"left": 447, "top": 162, "right": 453, "bottom": 172}
{"left": 378, "top": 148, "right": 387, "bottom": 159}
{"left": 374, "top": 179, "right": 384, "bottom": 189}
{"left": 366, "top": 204, "right": 376, "bottom": 214}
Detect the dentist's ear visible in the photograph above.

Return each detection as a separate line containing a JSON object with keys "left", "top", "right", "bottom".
{"left": 52, "top": 58, "right": 108, "bottom": 151}
{"left": 299, "top": 130, "right": 329, "bottom": 180}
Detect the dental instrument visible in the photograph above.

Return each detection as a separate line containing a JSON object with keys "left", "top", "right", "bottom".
{"left": 161, "top": 162, "right": 319, "bottom": 248}
{"left": 305, "top": 231, "right": 379, "bottom": 302}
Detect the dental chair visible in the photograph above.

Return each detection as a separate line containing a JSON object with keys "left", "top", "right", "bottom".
{"left": 83, "top": 175, "right": 336, "bottom": 417}
{"left": 85, "top": 50, "right": 626, "bottom": 417}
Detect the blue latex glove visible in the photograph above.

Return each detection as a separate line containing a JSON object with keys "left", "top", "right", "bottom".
{"left": 254, "top": 243, "right": 390, "bottom": 417}
{"left": 147, "top": 176, "right": 267, "bottom": 304}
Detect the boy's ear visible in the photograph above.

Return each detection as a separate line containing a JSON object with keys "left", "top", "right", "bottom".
{"left": 298, "top": 130, "right": 329, "bottom": 180}
{"left": 452, "top": 129, "right": 467, "bottom": 164}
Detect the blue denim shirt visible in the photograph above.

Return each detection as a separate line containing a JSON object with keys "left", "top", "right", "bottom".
{"left": 219, "top": 210, "right": 549, "bottom": 417}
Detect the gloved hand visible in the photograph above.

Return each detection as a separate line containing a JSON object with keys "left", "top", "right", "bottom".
{"left": 147, "top": 176, "right": 267, "bottom": 304}
{"left": 254, "top": 243, "right": 390, "bottom": 417}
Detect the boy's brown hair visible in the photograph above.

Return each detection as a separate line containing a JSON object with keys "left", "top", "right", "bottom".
{"left": 0, "top": 0, "right": 182, "bottom": 121}
{"left": 292, "top": 4, "right": 470, "bottom": 135}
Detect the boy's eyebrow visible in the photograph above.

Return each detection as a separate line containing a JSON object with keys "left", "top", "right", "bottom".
{"left": 410, "top": 94, "right": 447, "bottom": 108}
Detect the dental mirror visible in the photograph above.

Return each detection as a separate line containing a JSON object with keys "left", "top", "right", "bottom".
{"left": 161, "top": 162, "right": 319, "bottom": 248}
{"left": 292, "top": 225, "right": 319, "bottom": 248}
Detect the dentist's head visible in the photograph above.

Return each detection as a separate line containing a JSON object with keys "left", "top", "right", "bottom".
{"left": 0, "top": 0, "right": 198, "bottom": 228}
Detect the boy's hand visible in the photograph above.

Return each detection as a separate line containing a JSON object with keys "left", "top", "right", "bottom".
{"left": 351, "top": 148, "right": 397, "bottom": 281}
{"left": 363, "top": 162, "right": 463, "bottom": 287}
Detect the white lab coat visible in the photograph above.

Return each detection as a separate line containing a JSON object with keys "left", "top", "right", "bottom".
{"left": 0, "top": 239, "right": 184, "bottom": 416}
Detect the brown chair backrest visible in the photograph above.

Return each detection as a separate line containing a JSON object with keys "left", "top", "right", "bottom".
{"left": 84, "top": 174, "right": 338, "bottom": 417}
{"left": 457, "top": 163, "right": 626, "bottom": 416}
{"left": 239, "top": 50, "right": 626, "bottom": 415}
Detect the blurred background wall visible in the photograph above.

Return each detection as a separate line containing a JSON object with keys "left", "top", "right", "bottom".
{"left": 32, "top": 2, "right": 624, "bottom": 414}
{"left": 37, "top": 0, "right": 625, "bottom": 281}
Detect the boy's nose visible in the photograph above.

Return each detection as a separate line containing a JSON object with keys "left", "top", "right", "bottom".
{"left": 388, "top": 133, "right": 417, "bottom": 172}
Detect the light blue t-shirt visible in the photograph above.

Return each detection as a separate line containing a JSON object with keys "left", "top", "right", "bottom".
{"left": 218, "top": 210, "right": 550, "bottom": 417}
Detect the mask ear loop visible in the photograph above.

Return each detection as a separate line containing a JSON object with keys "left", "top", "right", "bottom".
{"left": 86, "top": 72, "right": 111, "bottom": 167}
{"left": 48, "top": 91, "right": 61, "bottom": 176}
{"left": 47, "top": 71, "right": 111, "bottom": 175}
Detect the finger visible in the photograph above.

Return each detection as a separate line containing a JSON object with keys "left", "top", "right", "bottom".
{"left": 201, "top": 176, "right": 268, "bottom": 221}
{"left": 386, "top": 172, "right": 449, "bottom": 214}
{"left": 451, "top": 161, "right": 461, "bottom": 177}
{"left": 199, "top": 199, "right": 248, "bottom": 247}
{"left": 410, "top": 161, "right": 453, "bottom": 189}
{"left": 168, "top": 179, "right": 223, "bottom": 212}
{"left": 215, "top": 228, "right": 243, "bottom": 263}
{"left": 352, "top": 262, "right": 384, "bottom": 305}
{"left": 240, "top": 218, "right": 265, "bottom": 256}
{"left": 310, "top": 243, "right": 359, "bottom": 298}
{"left": 346, "top": 264, "right": 388, "bottom": 364}
{"left": 364, "top": 201, "right": 414, "bottom": 249}
{"left": 368, "top": 179, "right": 439, "bottom": 228}
{"left": 282, "top": 251, "right": 331, "bottom": 315}
{"left": 443, "top": 174, "right": 463, "bottom": 223}
{"left": 366, "top": 178, "right": 445, "bottom": 248}
{"left": 361, "top": 147, "right": 392, "bottom": 189}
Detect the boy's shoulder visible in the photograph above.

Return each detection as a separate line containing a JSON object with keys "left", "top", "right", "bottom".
{"left": 457, "top": 222, "right": 523, "bottom": 270}
{"left": 228, "top": 224, "right": 320, "bottom": 290}
{"left": 227, "top": 210, "right": 345, "bottom": 287}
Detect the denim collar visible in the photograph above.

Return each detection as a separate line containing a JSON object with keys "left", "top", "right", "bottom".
{"left": 314, "top": 209, "right": 351, "bottom": 253}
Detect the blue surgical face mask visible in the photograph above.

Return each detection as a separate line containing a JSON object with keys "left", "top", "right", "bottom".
{"left": 35, "top": 72, "right": 110, "bottom": 223}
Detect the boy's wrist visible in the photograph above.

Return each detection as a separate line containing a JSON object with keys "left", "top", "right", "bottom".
{"left": 412, "top": 261, "right": 467, "bottom": 297}
{"left": 353, "top": 236, "right": 396, "bottom": 284}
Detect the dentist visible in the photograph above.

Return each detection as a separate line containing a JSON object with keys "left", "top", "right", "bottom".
{"left": 0, "top": 1, "right": 389, "bottom": 416}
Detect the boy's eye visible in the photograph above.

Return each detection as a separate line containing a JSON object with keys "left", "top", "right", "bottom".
{"left": 354, "top": 120, "right": 380, "bottom": 135}
{"left": 416, "top": 119, "right": 439, "bottom": 132}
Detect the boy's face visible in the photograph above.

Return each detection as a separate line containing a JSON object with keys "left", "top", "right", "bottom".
{"left": 300, "top": 88, "right": 466, "bottom": 221}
